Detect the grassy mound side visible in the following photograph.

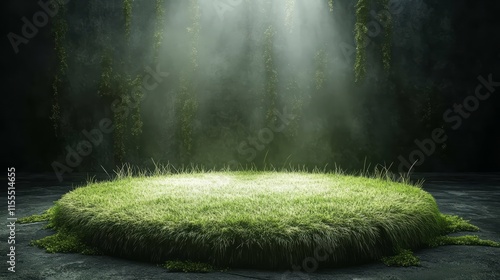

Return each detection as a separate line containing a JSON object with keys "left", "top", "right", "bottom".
{"left": 34, "top": 171, "right": 450, "bottom": 269}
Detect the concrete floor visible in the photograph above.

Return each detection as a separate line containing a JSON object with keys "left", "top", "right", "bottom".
{"left": 1, "top": 173, "right": 499, "bottom": 280}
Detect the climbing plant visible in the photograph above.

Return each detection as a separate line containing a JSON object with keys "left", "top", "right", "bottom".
{"left": 50, "top": 0, "right": 68, "bottom": 136}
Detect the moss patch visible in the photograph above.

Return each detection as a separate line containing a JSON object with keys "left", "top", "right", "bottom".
{"left": 18, "top": 207, "right": 56, "bottom": 224}
{"left": 427, "top": 235, "right": 500, "bottom": 248}
{"left": 19, "top": 213, "right": 50, "bottom": 224}
{"left": 380, "top": 215, "right": 498, "bottom": 267}
{"left": 30, "top": 231, "right": 101, "bottom": 255}
{"left": 381, "top": 249, "right": 420, "bottom": 267}
{"left": 440, "top": 214, "right": 480, "bottom": 233}
{"left": 164, "top": 260, "right": 215, "bottom": 273}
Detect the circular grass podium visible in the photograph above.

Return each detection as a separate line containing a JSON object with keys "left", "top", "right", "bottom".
{"left": 49, "top": 172, "right": 446, "bottom": 269}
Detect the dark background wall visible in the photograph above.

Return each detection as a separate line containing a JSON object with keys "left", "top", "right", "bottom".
{"left": 2, "top": 0, "right": 499, "bottom": 173}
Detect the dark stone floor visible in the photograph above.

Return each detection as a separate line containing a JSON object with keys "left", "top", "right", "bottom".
{"left": 1, "top": 173, "right": 499, "bottom": 280}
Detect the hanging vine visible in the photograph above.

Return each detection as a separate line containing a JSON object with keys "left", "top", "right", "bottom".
{"left": 128, "top": 77, "right": 144, "bottom": 138}
{"left": 122, "top": 0, "right": 146, "bottom": 159}
{"left": 329, "top": 0, "right": 334, "bottom": 12}
{"left": 354, "top": 0, "right": 369, "bottom": 83}
{"left": 98, "top": 51, "right": 125, "bottom": 163}
{"left": 355, "top": 0, "right": 393, "bottom": 79}
{"left": 188, "top": 0, "right": 200, "bottom": 71}
{"left": 50, "top": 0, "right": 68, "bottom": 136}
{"left": 380, "top": 0, "right": 392, "bottom": 72}
{"left": 177, "top": 75, "right": 198, "bottom": 161}
{"left": 177, "top": 0, "right": 200, "bottom": 162}
{"left": 98, "top": 58, "right": 143, "bottom": 162}
{"left": 263, "top": 25, "right": 278, "bottom": 127}
{"left": 284, "top": 75, "right": 303, "bottom": 139}
{"left": 153, "top": 0, "right": 165, "bottom": 61}
{"left": 97, "top": 51, "right": 114, "bottom": 98}
{"left": 315, "top": 49, "right": 327, "bottom": 90}
{"left": 123, "top": 0, "right": 133, "bottom": 43}
{"left": 95, "top": 0, "right": 143, "bottom": 164}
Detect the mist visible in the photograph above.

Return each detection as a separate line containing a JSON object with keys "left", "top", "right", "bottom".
{"left": 21, "top": 0, "right": 488, "bottom": 173}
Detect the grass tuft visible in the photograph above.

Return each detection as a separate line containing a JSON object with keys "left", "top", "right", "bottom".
{"left": 381, "top": 248, "right": 420, "bottom": 267}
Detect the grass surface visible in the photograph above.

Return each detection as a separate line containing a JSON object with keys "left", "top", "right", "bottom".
{"left": 38, "top": 171, "right": 451, "bottom": 268}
